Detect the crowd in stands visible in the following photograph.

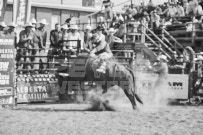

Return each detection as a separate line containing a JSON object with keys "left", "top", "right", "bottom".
{"left": 0, "top": 0, "right": 203, "bottom": 74}
{"left": 124, "top": 0, "right": 203, "bottom": 31}
{"left": 0, "top": 14, "right": 125, "bottom": 74}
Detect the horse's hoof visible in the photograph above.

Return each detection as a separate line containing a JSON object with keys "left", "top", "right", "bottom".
{"left": 102, "top": 90, "right": 107, "bottom": 94}
{"left": 133, "top": 106, "right": 139, "bottom": 110}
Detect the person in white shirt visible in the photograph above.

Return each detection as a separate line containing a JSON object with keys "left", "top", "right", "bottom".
{"left": 167, "top": 4, "right": 177, "bottom": 17}
{"left": 83, "top": 25, "right": 93, "bottom": 53}
{"left": 67, "top": 25, "right": 83, "bottom": 55}
{"left": 151, "top": 10, "right": 160, "bottom": 29}
{"left": 176, "top": 2, "right": 185, "bottom": 16}
{"left": 186, "top": 0, "right": 199, "bottom": 15}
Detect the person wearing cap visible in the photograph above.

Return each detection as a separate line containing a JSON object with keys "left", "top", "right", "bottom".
{"left": 66, "top": 25, "right": 82, "bottom": 55}
{"left": 18, "top": 22, "right": 34, "bottom": 71}
{"left": 50, "top": 23, "right": 63, "bottom": 57}
{"left": 33, "top": 19, "right": 48, "bottom": 73}
{"left": 6, "top": 22, "right": 17, "bottom": 36}
{"left": 30, "top": 18, "right": 37, "bottom": 32}
{"left": 151, "top": 55, "right": 169, "bottom": 105}
{"left": 5, "top": 22, "right": 17, "bottom": 45}
{"left": 90, "top": 33, "right": 113, "bottom": 73}
{"left": 83, "top": 25, "right": 93, "bottom": 53}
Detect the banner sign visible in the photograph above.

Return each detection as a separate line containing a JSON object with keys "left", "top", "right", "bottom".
{"left": 0, "top": 0, "right": 7, "bottom": 21}
{"left": 0, "top": 35, "right": 15, "bottom": 106}
{"left": 13, "top": 0, "right": 31, "bottom": 26}
{"left": 136, "top": 74, "right": 189, "bottom": 99}
{"left": 17, "top": 75, "right": 58, "bottom": 103}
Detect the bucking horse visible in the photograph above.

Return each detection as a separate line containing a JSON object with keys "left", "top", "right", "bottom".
{"left": 57, "top": 54, "right": 143, "bottom": 110}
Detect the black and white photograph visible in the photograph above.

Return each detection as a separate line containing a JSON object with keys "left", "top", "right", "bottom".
{"left": 0, "top": 0, "right": 203, "bottom": 135}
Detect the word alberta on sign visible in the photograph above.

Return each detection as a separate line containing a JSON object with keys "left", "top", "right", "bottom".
{"left": 0, "top": 34, "right": 15, "bottom": 107}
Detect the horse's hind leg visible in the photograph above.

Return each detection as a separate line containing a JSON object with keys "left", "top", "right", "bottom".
{"left": 123, "top": 89, "right": 137, "bottom": 110}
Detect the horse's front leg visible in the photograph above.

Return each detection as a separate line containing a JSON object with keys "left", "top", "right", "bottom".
{"left": 123, "top": 88, "right": 137, "bottom": 110}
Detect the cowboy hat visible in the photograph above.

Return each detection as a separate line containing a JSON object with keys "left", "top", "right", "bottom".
{"left": 85, "top": 25, "right": 92, "bottom": 30}
{"left": 8, "top": 22, "right": 17, "bottom": 27}
{"left": 108, "top": 28, "right": 116, "bottom": 33}
{"left": 24, "top": 22, "right": 33, "bottom": 28}
{"left": 38, "top": 19, "right": 49, "bottom": 25}
{"left": 30, "top": 18, "right": 37, "bottom": 24}
{"left": 70, "top": 25, "right": 78, "bottom": 30}
{"left": 0, "top": 22, "right": 7, "bottom": 27}
{"left": 61, "top": 24, "right": 69, "bottom": 30}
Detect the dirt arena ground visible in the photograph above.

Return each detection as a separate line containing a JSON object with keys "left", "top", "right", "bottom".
{"left": 0, "top": 102, "right": 203, "bottom": 135}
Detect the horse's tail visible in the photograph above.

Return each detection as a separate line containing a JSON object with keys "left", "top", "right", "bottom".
{"left": 127, "top": 68, "right": 143, "bottom": 104}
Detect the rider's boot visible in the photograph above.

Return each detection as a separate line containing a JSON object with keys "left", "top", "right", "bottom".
{"left": 96, "top": 61, "right": 106, "bottom": 74}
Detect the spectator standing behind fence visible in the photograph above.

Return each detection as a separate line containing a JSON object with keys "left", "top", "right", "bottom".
{"left": 61, "top": 24, "right": 70, "bottom": 61}
{"left": 114, "top": 18, "right": 125, "bottom": 40}
{"left": 18, "top": 22, "right": 34, "bottom": 71}
{"left": 33, "top": 19, "right": 48, "bottom": 73}
{"left": 83, "top": 25, "right": 93, "bottom": 53}
{"left": 0, "top": 22, "right": 7, "bottom": 35}
{"left": 67, "top": 25, "right": 82, "bottom": 56}
{"left": 101, "top": 0, "right": 114, "bottom": 22}
{"left": 6, "top": 22, "right": 17, "bottom": 45}
{"left": 125, "top": 4, "right": 138, "bottom": 20}
{"left": 50, "top": 23, "right": 63, "bottom": 57}
{"left": 30, "top": 18, "right": 37, "bottom": 32}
